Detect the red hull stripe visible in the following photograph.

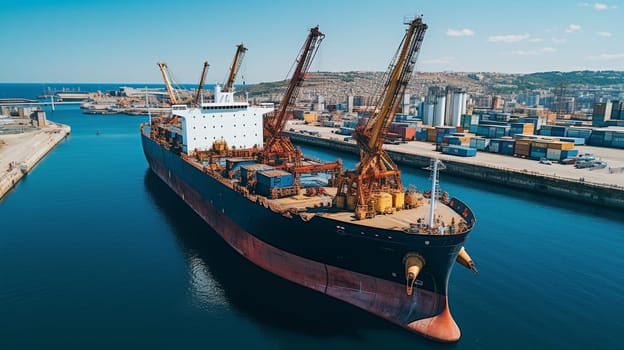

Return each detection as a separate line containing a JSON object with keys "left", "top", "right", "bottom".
{"left": 147, "top": 152, "right": 460, "bottom": 342}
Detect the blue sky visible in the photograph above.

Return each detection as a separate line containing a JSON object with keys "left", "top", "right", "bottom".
{"left": 1, "top": 0, "right": 623, "bottom": 83}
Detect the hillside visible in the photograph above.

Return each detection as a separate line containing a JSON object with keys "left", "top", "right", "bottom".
{"left": 238, "top": 70, "right": 624, "bottom": 99}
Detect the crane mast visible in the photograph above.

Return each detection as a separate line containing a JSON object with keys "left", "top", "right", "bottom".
{"left": 260, "top": 26, "right": 324, "bottom": 166}
{"left": 157, "top": 62, "right": 183, "bottom": 105}
{"left": 193, "top": 61, "right": 210, "bottom": 105}
{"left": 338, "top": 17, "right": 427, "bottom": 220}
{"left": 223, "top": 44, "right": 247, "bottom": 93}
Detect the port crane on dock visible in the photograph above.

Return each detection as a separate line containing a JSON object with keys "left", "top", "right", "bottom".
{"left": 337, "top": 17, "right": 427, "bottom": 220}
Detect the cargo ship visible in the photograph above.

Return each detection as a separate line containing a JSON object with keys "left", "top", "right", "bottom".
{"left": 141, "top": 18, "right": 477, "bottom": 342}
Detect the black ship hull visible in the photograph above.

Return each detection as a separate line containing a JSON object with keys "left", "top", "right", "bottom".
{"left": 141, "top": 132, "right": 473, "bottom": 342}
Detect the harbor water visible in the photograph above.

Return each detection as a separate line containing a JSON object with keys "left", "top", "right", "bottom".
{"left": 1, "top": 84, "right": 623, "bottom": 349}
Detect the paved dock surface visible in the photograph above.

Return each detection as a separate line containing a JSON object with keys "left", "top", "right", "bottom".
{"left": 0, "top": 122, "right": 70, "bottom": 200}
{"left": 287, "top": 121, "right": 624, "bottom": 189}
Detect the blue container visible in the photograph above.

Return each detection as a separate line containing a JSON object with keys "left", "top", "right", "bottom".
{"left": 436, "top": 126, "right": 456, "bottom": 135}
{"left": 256, "top": 169, "right": 294, "bottom": 188}
{"left": 499, "top": 139, "right": 516, "bottom": 155}
{"left": 560, "top": 137, "right": 585, "bottom": 146}
{"left": 226, "top": 158, "right": 257, "bottom": 171}
{"left": 469, "top": 124, "right": 478, "bottom": 133}
{"left": 561, "top": 149, "right": 579, "bottom": 158}
{"left": 566, "top": 128, "right": 592, "bottom": 140}
{"left": 444, "top": 136, "right": 462, "bottom": 145}
{"left": 436, "top": 133, "right": 445, "bottom": 143}
{"left": 530, "top": 148, "right": 547, "bottom": 160}
{"left": 487, "top": 139, "right": 501, "bottom": 153}
{"left": 442, "top": 145, "right": 477, "bottom": 157}
{"left": 416, "top": 130, "right": 428, "bottom": 141}
{"left": 469, "top": 137, "right": 490, "bottom": 151}
{"left": 551, "top": 126, "right": 567, "bottom": 137}
{"left": 240, "top": 164, "right": 274, "bottom": 185}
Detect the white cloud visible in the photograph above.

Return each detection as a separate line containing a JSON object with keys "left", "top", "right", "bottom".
{"left": 421, "top": 56, "right": 455, "bottom": 65}
{"left": 581, "top": 2, "right": 616, "bottom": 10}
{"left": 552, "top": 37, "right": 567, "bottom": 44}
{"left": 512, "top": 47, "right": 557, "bottom": 56}
{"left": 488, "top": 34, "right": 530, "bottom": 43}
{"left": 447, "top": 28, "right": 475, "bottom": 37}
{"left": 565, "top": 24, "right": 582, "bottom": 33}
{"left": 597, "top": 31, "right": 612, "bottom": 37}
{"left": 529, "top": 38, "right": 543, "bottom": 43}
{"left": 588, "top": 53, "right": 624, "bottom": 60}
{"left": 594, "top": 3, "right": 608, "bottom": 10}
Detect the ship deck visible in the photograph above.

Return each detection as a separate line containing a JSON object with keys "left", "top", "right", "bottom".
{"left": 268, "top": 187, "right": 468, "bottom": 235}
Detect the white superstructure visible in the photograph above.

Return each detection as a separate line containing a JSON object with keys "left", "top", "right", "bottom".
{"left": 172, "top": 85, "right": 274, "bottom": 154}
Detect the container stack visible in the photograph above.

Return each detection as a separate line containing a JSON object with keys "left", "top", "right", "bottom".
{"left": 240, "top": 163, "right": 274, "bottom": 186}
{"left": 255, "top": 169, "right": 295, "bottom": 198}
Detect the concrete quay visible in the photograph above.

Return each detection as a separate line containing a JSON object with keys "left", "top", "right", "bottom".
{"left": 0, "top": 122, "right": 70, "bottom": 201}
{"left": 285, "top": 122, "right": 624, "bottom": 210}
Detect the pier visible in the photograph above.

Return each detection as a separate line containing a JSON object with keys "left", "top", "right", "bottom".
{"left": 286, "top": 122, "right": 624, "bottom": 210}
{"left": 0, "top": 119, "right": 70, "bottom": 201}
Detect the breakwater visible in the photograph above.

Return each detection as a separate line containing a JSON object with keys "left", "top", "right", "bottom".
{"left": 0, "top": 123, "right": 70, "bottom": 200}
{"left": 288, "top": 132, "right": 624, "bottom": 210}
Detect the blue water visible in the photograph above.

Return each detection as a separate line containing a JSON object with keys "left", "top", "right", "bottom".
{"left": 1, "top": 84, "right": 623, "bottom": 349}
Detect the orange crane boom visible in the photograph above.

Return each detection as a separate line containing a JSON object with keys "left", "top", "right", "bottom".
{"left": 260, "top": 26, "right": 324, "bottom": 166}
{"left": 223, "top": 44, "right": 247, "bottom": 93}
{"left": 338, "top": 17, "right": 428, "bottom": 220}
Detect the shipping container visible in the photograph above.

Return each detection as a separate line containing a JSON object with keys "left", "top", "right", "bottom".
{"left": 441, "top": 145, "right": 477, "bottom": 157}
{"left": 443, "top": 136, "right": 463, "bottom": 145}
{"left": 547, "top": 141, "right": 574, "bottom": 150}
{"left": 530, "top": 148, "right": 547, "bottom": 160}
{"left": 565, "top": 127, "right": 592, "bottom": 141}
{"left": 514, "top": 144, "right": 530, "bottom": 157}
{"left": 436, "top": 126, "right": 456, "bottom": 134}
{"left": 337, "top": 127, "right": 354, "bottom": 135}
{"left": 415, "top": 130, "right": 428, "bottom": 141}
{"left": 499, "top": 139, "right": 515, "bottom": 155}
{"left": 559, "top": 137, "right": 585, "bottom": 145}
{"left": 551, "top": 126, "right": 568, "bottom": 137}
{"left": 240, "top": 163, "right": 274, "bottom": 185}
{"left": 487, "top": 139, "right": 500, "bottom": 153}
{"left": 561, "top": 149, "right": 579, "bottom": 158}
{"left": 531, "top": 141, "right": 550, "bottom": 149}
{"left": 461, "top": 114, "right": 479, "bottom": 129}
{"left": 469, "top": 137, "right": 490, "bottom": 150}
{"left": 256, "top": 169, "right": 294, "bottom": 188}
{"left": 226, "top": 158, "right": 257, "bottom": 171}
{"left": 426, "top": 127, "right": 438, "bottom": 142}
{"left": 399, "top": 126, "right": 416, "bottom": 140}
{"left": 546, "top": 148, "right": 562, "bottom": 161}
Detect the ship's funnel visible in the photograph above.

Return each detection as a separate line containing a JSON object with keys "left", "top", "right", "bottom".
{"left": 404, "top": 252, "right": 425, "bottom": 296}
{"left": 456, "top": 246, "right": 478, "bottom": 275}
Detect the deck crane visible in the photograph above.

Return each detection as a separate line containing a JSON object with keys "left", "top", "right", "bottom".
{"left": 193, "top": 61, "right": 210, "bottom": 105}
{"left": 223, "top": 44, "right": 247, "bottom": 93}
{"left": 157, "top": 62, "right": 183, "bottom": 105}
{"left": 337, "top": 17, "right": 427, "bottom": 220}
{"left": 260, "top": 26, "right": 324, "bottom": 167}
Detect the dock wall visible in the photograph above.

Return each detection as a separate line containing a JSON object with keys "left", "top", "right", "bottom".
{"left": 0, "top": 124, "right": 70, "bottom": 201}
{"left": 287, "top": 132, "right": 624, "bottom": 210}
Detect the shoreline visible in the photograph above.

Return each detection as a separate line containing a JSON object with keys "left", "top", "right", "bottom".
{"left": 0, "top": 122, "right": 70, "bottom": 201}
{"left": 286, "top": 131, "right": 624, "bottom": 211}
